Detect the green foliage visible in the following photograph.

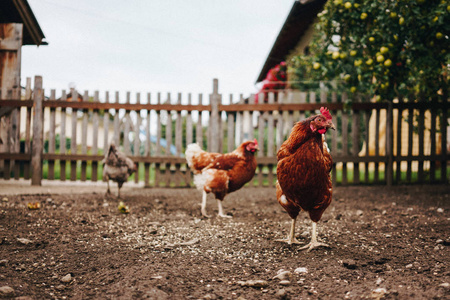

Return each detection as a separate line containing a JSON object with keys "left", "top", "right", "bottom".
{"left": 291, "top": 0, "right": 449, "bottom": 102}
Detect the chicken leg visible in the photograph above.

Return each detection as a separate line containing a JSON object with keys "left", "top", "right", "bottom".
{"left": 276, "top": 218, "right": 302, "bottom": 244}
{"left": 299, "top": 222, "right": 329, "bottom": 252}
{"left": 201, "top": 190, "right": 211, "bottom": 218}
{"left": 217, "top": 200, "right": 232, "bottom": 218}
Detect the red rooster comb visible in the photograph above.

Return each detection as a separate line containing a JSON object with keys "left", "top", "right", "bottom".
{"left": 320, "top": 107, "right": 332, "bottom": 120}
{"left": 253, "top": 138, "right": 258, "bottom": 146}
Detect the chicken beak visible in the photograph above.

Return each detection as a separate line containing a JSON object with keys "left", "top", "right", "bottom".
{"left": 329, "top": 122, "right": 336, "bottom": 130}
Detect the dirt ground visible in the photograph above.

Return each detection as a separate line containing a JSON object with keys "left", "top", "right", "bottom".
{"left": 0, "top": 180, "right": 449, "bottom": 300}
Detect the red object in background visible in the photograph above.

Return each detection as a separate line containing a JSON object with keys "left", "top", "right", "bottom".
{"left": 255, "top": 61, "right": 287, "bottom": 103}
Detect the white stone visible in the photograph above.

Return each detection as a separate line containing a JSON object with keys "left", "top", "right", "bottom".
{"left": 61, "top": 274, "right": 72, "bottom": 283}
{"left": 294, "top": 267, "right": 308, "bottom": 274}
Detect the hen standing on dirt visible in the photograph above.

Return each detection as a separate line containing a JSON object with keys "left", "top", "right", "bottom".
{"left": 185, "top": 140, "right": 258, "bottom": 218}
{"left": 102, "top": 143, "right": 137, "bottom": 198}
{"left": 276, "top": 107, "right": 335, "bottom": 251}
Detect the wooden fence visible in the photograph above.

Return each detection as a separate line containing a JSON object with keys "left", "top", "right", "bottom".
{"left": 0, "top": 76, "right": 448, "bottom": 187}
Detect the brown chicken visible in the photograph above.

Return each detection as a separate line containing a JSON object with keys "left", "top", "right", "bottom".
{"left": 185, "top": 140, "right": 258, "bottom": 218}
{"left": 276, "top": 107, "right": 335, "bottom": 251}
{"left": 102, "top": 143, "right": 137, "bottom": 198}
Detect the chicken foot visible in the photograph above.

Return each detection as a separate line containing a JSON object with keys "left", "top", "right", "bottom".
{"left": 217, "top": 200, "right": 232, "bottom": 218}
{"left": 299, "top": 222, "right": 329, "bottom": 252}
{"left": 275, "top": 218, "right": 302, "bottom": 244}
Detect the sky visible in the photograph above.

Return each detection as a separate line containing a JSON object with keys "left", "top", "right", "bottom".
{"left": 22, "top": 0, "right": 294, "bottom": 101}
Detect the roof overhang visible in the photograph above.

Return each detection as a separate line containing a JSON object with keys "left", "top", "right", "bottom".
{"left": 256, "top": 0, "right": 327, "bottom": 83}
{"left": 0, "top": 0, "right": 47, "bottom": 46}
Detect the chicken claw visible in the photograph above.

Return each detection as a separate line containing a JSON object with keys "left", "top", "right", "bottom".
{"left": 299, "top": 241, "right": 329, "bottom": 252}
{"left": 275, "top": 237, "right": 302, "bottom": 245}
{"left": 299, "top": 222, "right": 329, "bottom": 252}
{"left": 217, "top": 200, "right": 232, "bottom": 218}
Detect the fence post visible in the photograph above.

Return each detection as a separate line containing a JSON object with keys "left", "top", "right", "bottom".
{"left": 385, "top": 101, "right": 394, "bottom": 186}
{"left": 31, "top": 76, "right": 44, "bottom": 185}
{"left": 210, "top": 79, "right": 220, "bottom": 153}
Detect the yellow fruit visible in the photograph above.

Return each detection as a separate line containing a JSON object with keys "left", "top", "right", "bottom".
{"left": 366, "top": 58, "right": 373, "bottom": 65}
{"left": 313, "top": 62, "right": 321, "bottom": 70}
{"left": 432, "top": 16, "right": 438, "bottom": 22}
{"left": 350, "top": 50, "right": 357, "bottom": 56}
{"left": 350, "top": 86, "right": 357, "bottom": 93}
{"left": 380, "top": 46, "right": 389, "bottom": 54}
{"left": 344, "top": 74, "right": 351, "bottom": 81}
{"left": 339, "top": 53, "right": 347, "bottom": 59}
{"left": 334, "top": 0, "right": 343, "bottom": 5}
{"left": 344, "top": 2, "right": 352, "bottom": 9}
{"left": 332, "top": 51, "right": 340, "bottom": 59}
{"left": 360, "top": 13, "right": 368, "bottom": 20}
{"left": 376, "top": 55, "right": 385, "bottom": 63}
{"left": 354, "top": 60, "right": 362, "bottom": 67}
{"left": 354, "top": 3, "right": 360, "bottom": 8}
{"left": 369, "top": 37, "right": 375, "bottom": 43}
{"left": 399, "top": 17, "right": 405, "bottom": 25}
{"left": 384, "top": 59, "right": 392, "bottom": 67}
{"left": 390, "top": 12, "right": 397, "bottom": 18}
{"left": 436, "top": 32, "right": 443, "bottom": 39}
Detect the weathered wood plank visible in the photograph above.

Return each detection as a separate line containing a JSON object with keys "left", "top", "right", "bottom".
{"left": 267, "top": 92, "right": 275, "bottom": 157}
{"left": 59, "top": 91, "right": 67, "bottom": 181}
{"left": 48, "top": 89, "right": 56, "bottom": 180}
{"left": 417, "top": 108, "right": 425, "bottom": 183}
{"left": 80, "top": 91, "right": 89, "bottom": 181}
{"left": 406, "top": 107, "right": 413, "bottom": 182}
{"left": 92, "top": 91, "right": 99, "bottom": 182}
{"left": 70, "top": 90, "right": 78, "bottom": 181}
{"left": 31, "top": 76, "right": 44, "bottom": 185}
{"left": 341, "top": 93, "right": 349, "bottom": 185}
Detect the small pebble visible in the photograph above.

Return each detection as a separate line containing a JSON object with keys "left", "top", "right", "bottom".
{"left": 61, "top": 274, "right": 72, "bottom": 283}
{"left": 436, "top": 208, "right": 444, "bottom": 213}
{"left": 1, "top": 197, "right": 8, "bottom": 202}
{"left": 294, "top": 267, "right": 308, "bottom": 274}
{"left": 439, "top": 282, "right": 449, "bottom": 288}
{"left": 273, "top": 271, "right": 291, "bottom": 280}
{"left": 0, "top": 286, "right": 15, "bottom": 297}
{"left": 279, "top": 280, "right": 291, "bottom": 286}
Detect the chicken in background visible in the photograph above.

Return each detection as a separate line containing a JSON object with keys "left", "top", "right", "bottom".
{"left": 102, "top": 143, "right": 137, "bottom": 198}
{"left": 185, "top": 140, "right": 258, "bottom": 218}
{"left": 276, "top": 107, "right": 335, "bottom": 251}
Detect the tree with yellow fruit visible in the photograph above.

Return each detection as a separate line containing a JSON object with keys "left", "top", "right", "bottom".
{"left": 290, "top": 0, "right": 449, "bottom": 103}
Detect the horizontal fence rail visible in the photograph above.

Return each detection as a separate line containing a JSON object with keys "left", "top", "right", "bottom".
{"left": 0, "top": 76, "right": 448, "bottom": 187}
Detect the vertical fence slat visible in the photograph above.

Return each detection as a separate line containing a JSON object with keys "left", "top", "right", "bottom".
{"left": 144, "top": 93, "right": 151, "bottom": 187}
{"left": 80, "top": 91, "right": 89, "bottom": 181}
{"left": 155, "top": 93, "right": 162, "bottom": 187}
{"left": 31, "top": 76, "right": 43, "bottom": 185}
{"left": 70, "top": 90, "right": 78, "bottom": 181}
{"left": 59, "top": 91, "right": 67, "bottom": 181}
{"left": 406, "top": 106, "right": 413, "bottom": 182}
{"left": 48, "top": 89, "right": 56, "bottom": 180}
{"left": 330, "top": 92, "right": 338, "bottom": 185}
{"left": 92, "top": 91, "right": 99, "bottom": 182}
{"left": 374, "top": 108, "right": 380, "bottom": 183}
{"left": 352, "top": 103, "right": 360, "bottom": 184}
{"left": 429, "top": 106, "right": 437, "bottom": 182}
{"left": 22, "top": 78, "right": 32, "bottom": 179}
{"left": 417, "top": 108, "right": 425, "bottom": 183}
{"left": 395, "top": 103, "right": 403, "bottom": 183}
{"left": 175, "top": 93, "right": 183, "bottom": 186}
{"left": 134, "top": 93, "right": 141, "bottom": 184}
{"left": 341, "top": 93, "right": 348, "bottom": 185}
{"left": 386, "top": 101, "right": 394, "bottom": 186}
{"left": 440, "top": 105, "right": 447, "bottom": 183}
{"left": 227, "top": 95, "right": 235, "bottom": 153}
